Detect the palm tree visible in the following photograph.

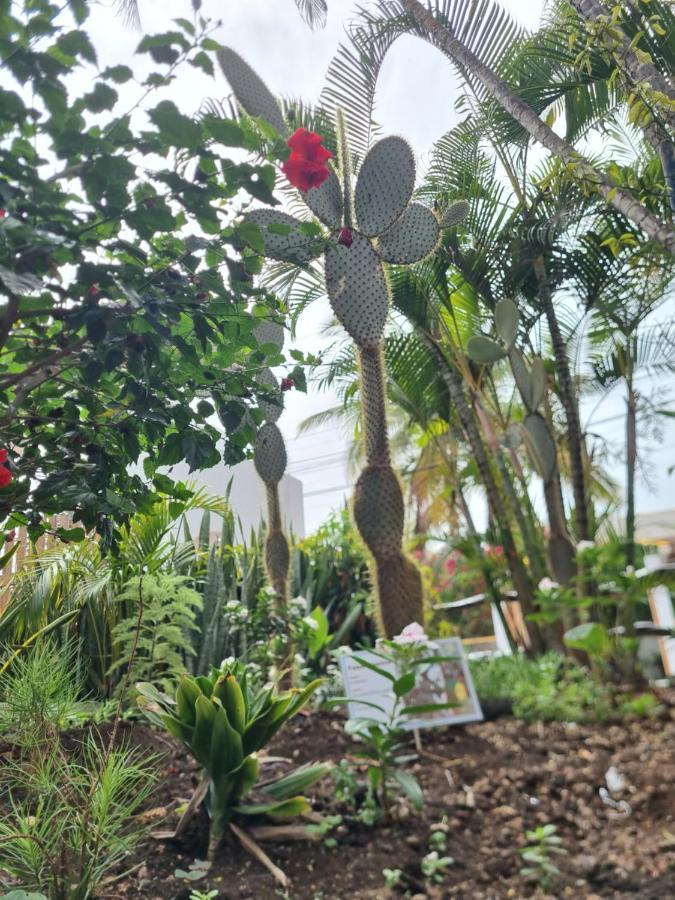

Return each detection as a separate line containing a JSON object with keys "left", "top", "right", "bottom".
{"left": 391, "top": 0, "right": 675, "bottom": 251}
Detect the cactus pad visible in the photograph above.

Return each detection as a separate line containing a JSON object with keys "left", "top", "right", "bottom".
{"left": 373, "top": 552, "right": 424, "bottom": 638}
{"left": 439, "top": 200, "right": 470, "bottom": 228}
{"left": 256, "top": 367, "right": 283, "bottom": 423}
{"left": 467, "top": 334, "right": 506, "bottom": 364}
{"left": 352, "top": 466, "right": 404, "bottom": 557}
{"left": 495, "top": 298, "right": 519, "bottom": 349}
{"left": 324, "top": 231, "right": 389, "bottom": 348}
{"left": 547, "top": 534, "right": 576, "bottom": 586}
{"left": 216, "top": 48, "right": 286, "bottom": 135}
{"left": 523, "top": 413, "right": 556, "bottom": 481}
{"left": 377, "top": 202, "right": 440, "bottom": 264}
{"left": 244, "top": 208, "right": 323, "bottom": 264}
{"left": 253, "top": 320, "right": 285, "bottom": 351}
{"left": 253, "top": 422, "right": 287, "bottom": 483}
{"left": 354, "top": 136, "right": 415, "bottom": 237}
{"left": 303, "top": 168, "right": 343, "bottom": 228}
{"left": 528, "top": 357, "right": 547, "bottom": 410}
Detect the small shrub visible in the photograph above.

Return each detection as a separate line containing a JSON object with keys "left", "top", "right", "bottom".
{"left": 0, "top": 735, "right": 155, "bottom": 899}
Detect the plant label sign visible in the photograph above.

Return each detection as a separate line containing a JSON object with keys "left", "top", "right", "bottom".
{"left": 339, "top": 637, "right": 483, "bottom": 731}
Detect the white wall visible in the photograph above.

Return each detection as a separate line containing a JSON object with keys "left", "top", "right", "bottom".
{"left": 168, "top": 459, "right": 305, "bottom": 543}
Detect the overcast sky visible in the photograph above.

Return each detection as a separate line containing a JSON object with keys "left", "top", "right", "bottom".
{"left": 85, "top": 0, "right": 675, "bottom": 532}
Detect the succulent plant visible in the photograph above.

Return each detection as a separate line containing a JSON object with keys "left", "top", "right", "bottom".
{"left": 137, "top": 663, "right": 325, "bottom": 857}
{"left": 467, "top": 299, "right": 576, "bottom": 584}
{"left": 251, "top": 320, "right": 291, "bottom": 607}
{"left": 218, "top": 49, "right": 469, "bottom": 636}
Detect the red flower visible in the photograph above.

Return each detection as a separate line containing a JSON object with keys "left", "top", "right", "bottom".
{"left": 280, "top": 377, "right": 295, "bottom": 392}
{"left": 287, "top": 128, "right": 332, "bottom": 164}
{"left": 281, "top": 128, "right": 332, "bottom": 192}
{"left": 4, "top": 529, "right": 16, "bottom": 542}
{"left": 0, "top": 209, "right": 6, "bottom": 218}
{"left": 0, "top": 449, "right": 11, "bottom": 488}
{"left": 337, "top": 228, "right": 353, "bottom": 248}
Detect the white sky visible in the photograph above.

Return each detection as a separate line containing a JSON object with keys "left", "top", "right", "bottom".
{"left": 84, "top": 0, "right": 675, "bottom": 532}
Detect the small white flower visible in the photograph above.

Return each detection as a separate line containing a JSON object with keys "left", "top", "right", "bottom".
{"left": 624, "top": 565, "right": 635, "bottom": 576}
{"left": 576, "top": 540, "right": 595, "bottom": 552}
{"left": 393, "top": 621, "right": 429, "bottom": 645}
{"left": 538, "top": 577, "right": 560, "bottom": 592}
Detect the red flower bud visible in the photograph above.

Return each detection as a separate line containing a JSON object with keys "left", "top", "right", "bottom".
{"left": 87, "top": 283, "right": 100, "bottom": 298}
{"left": 4, "top": 529, "right": 16, "bottom": 542}
{"left": 337, "top": 228, "right": 353, "bottom": 248}
{"left": 280, "top": 377, "right": 295, "bottom": 392}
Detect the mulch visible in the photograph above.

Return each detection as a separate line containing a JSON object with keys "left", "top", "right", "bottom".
{"left": 98, "top": 692, "right": 675, "bottom": 900}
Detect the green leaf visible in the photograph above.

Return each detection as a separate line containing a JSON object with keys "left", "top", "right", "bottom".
{"left": 392, "top": 771, "right": 424, "bottom": 810}
{"left": 235, "top": 796, "right": 310, "bottom": 819}
{"left": 82, "top": 82, "right": 117, "bottom": 112}
{"left": 259, "top": 763, "right": 330, "bottom": 801}
{"left": 149, "top": 100, "right": 202, "bottom": 149}
{"left": 393, "top": 671, "right": 415, "bottom": 697}
{"left": 350, "top": 654, "right": 396, "bottom": 682}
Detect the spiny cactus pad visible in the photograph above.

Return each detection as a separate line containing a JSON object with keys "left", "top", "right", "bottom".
{"left": 324, "top": 231, "right": 389, "bottom": 348}
{"left": 217, "top": 48, "right": 286, "bottom": 136}
{"left": 253, "top": 422, "right": 287, "bottom": 484}
{"left": 467, "top": 334, "right": 506, "bottom": 364}
{"left": 523, "top": 413, "right": 556, "bottom": 481}
{"left": 253, "top": 320, "right": 285, "bottom": 351}
{"left": 354, "top": 136, "right": 415, "bottom": 237}
{"left": 377, "top": 202, "right": 440, "bottom": 264}
{"left": 439, "top": 200, "right": 470, "bottom": 228}
{"left": 244, "top": 208, "right": 323, "bottom": 265}
{"left": 256, "top": 367, "right": 283, "bottom": 423}
{"left": 494, "top": 298, "right": 519, "bottom": 350}
{"left": 303, "top": 168, "right": 343, "bottom": 229}
{"left": 373, "top": 552, "right": 424, "bottom": 638}
{"left": 352, "top": 465, "right": 404, "bottom": 557}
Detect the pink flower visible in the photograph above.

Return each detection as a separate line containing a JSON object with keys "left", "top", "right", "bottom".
{"left": 444, "top": 557, "right": 457, "bottom": 575}
{"left": 393, "top": 622, "right": 428, "bottom": 644}
{"left": 538, "top": 577, "right": 559, "bottom": 592}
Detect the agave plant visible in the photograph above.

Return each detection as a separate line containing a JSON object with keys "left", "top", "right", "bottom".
{"left": 217, "top": 48, "right": 468, "bottom": 637}
{"left": 137, "top": 662, "right": 326, "bottom": 856}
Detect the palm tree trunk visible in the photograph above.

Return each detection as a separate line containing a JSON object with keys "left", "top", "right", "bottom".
{"left": 422, "top": 337, "right": 545, "bottom": 652}
{"left": 398, "top": 0, "right": 675, "bottom": 252}
{"left": 625, "top": 364, "right": 637, "bottom": 569}
{"left": 531, "top": 256, "right": 591, "bottom": 541}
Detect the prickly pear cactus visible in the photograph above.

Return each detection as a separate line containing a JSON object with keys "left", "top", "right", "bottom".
{"left": 467, "top": 300, "right": 576, "bottom": 585}
{"left": 218, "top": 50, "right": 470, "bottom": 636}
{"left": 251, "top": 319, "right": 290, "bottom": 607}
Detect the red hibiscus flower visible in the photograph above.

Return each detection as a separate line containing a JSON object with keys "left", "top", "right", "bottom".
{"left": 0, "top": 450, "right": 11, "bottom": 489}
{"left": 281, "top": 128, "right": 332, "bottom": 193}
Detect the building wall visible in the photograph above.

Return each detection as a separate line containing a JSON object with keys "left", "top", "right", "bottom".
{"left": 168, "top": 459, "right": 305, "bottom": 543}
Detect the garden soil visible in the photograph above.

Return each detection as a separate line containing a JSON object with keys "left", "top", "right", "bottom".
{"left": 9, "top": 700, "right": 675, "bottom": 899}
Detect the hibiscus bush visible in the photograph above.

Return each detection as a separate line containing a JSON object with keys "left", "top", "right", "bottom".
{"left": 0, "top": 0, "right": 309, "bottom": 548}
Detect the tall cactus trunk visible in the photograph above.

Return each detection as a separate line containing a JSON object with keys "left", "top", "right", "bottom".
{"left": 625, "top": 367, "right": 637, "bottom": 570}
{"left": 264, "top": 482, "right": 290, "bottom": 603}
{"left": 352, "top": 345, "right": 424, "bottom": 636}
